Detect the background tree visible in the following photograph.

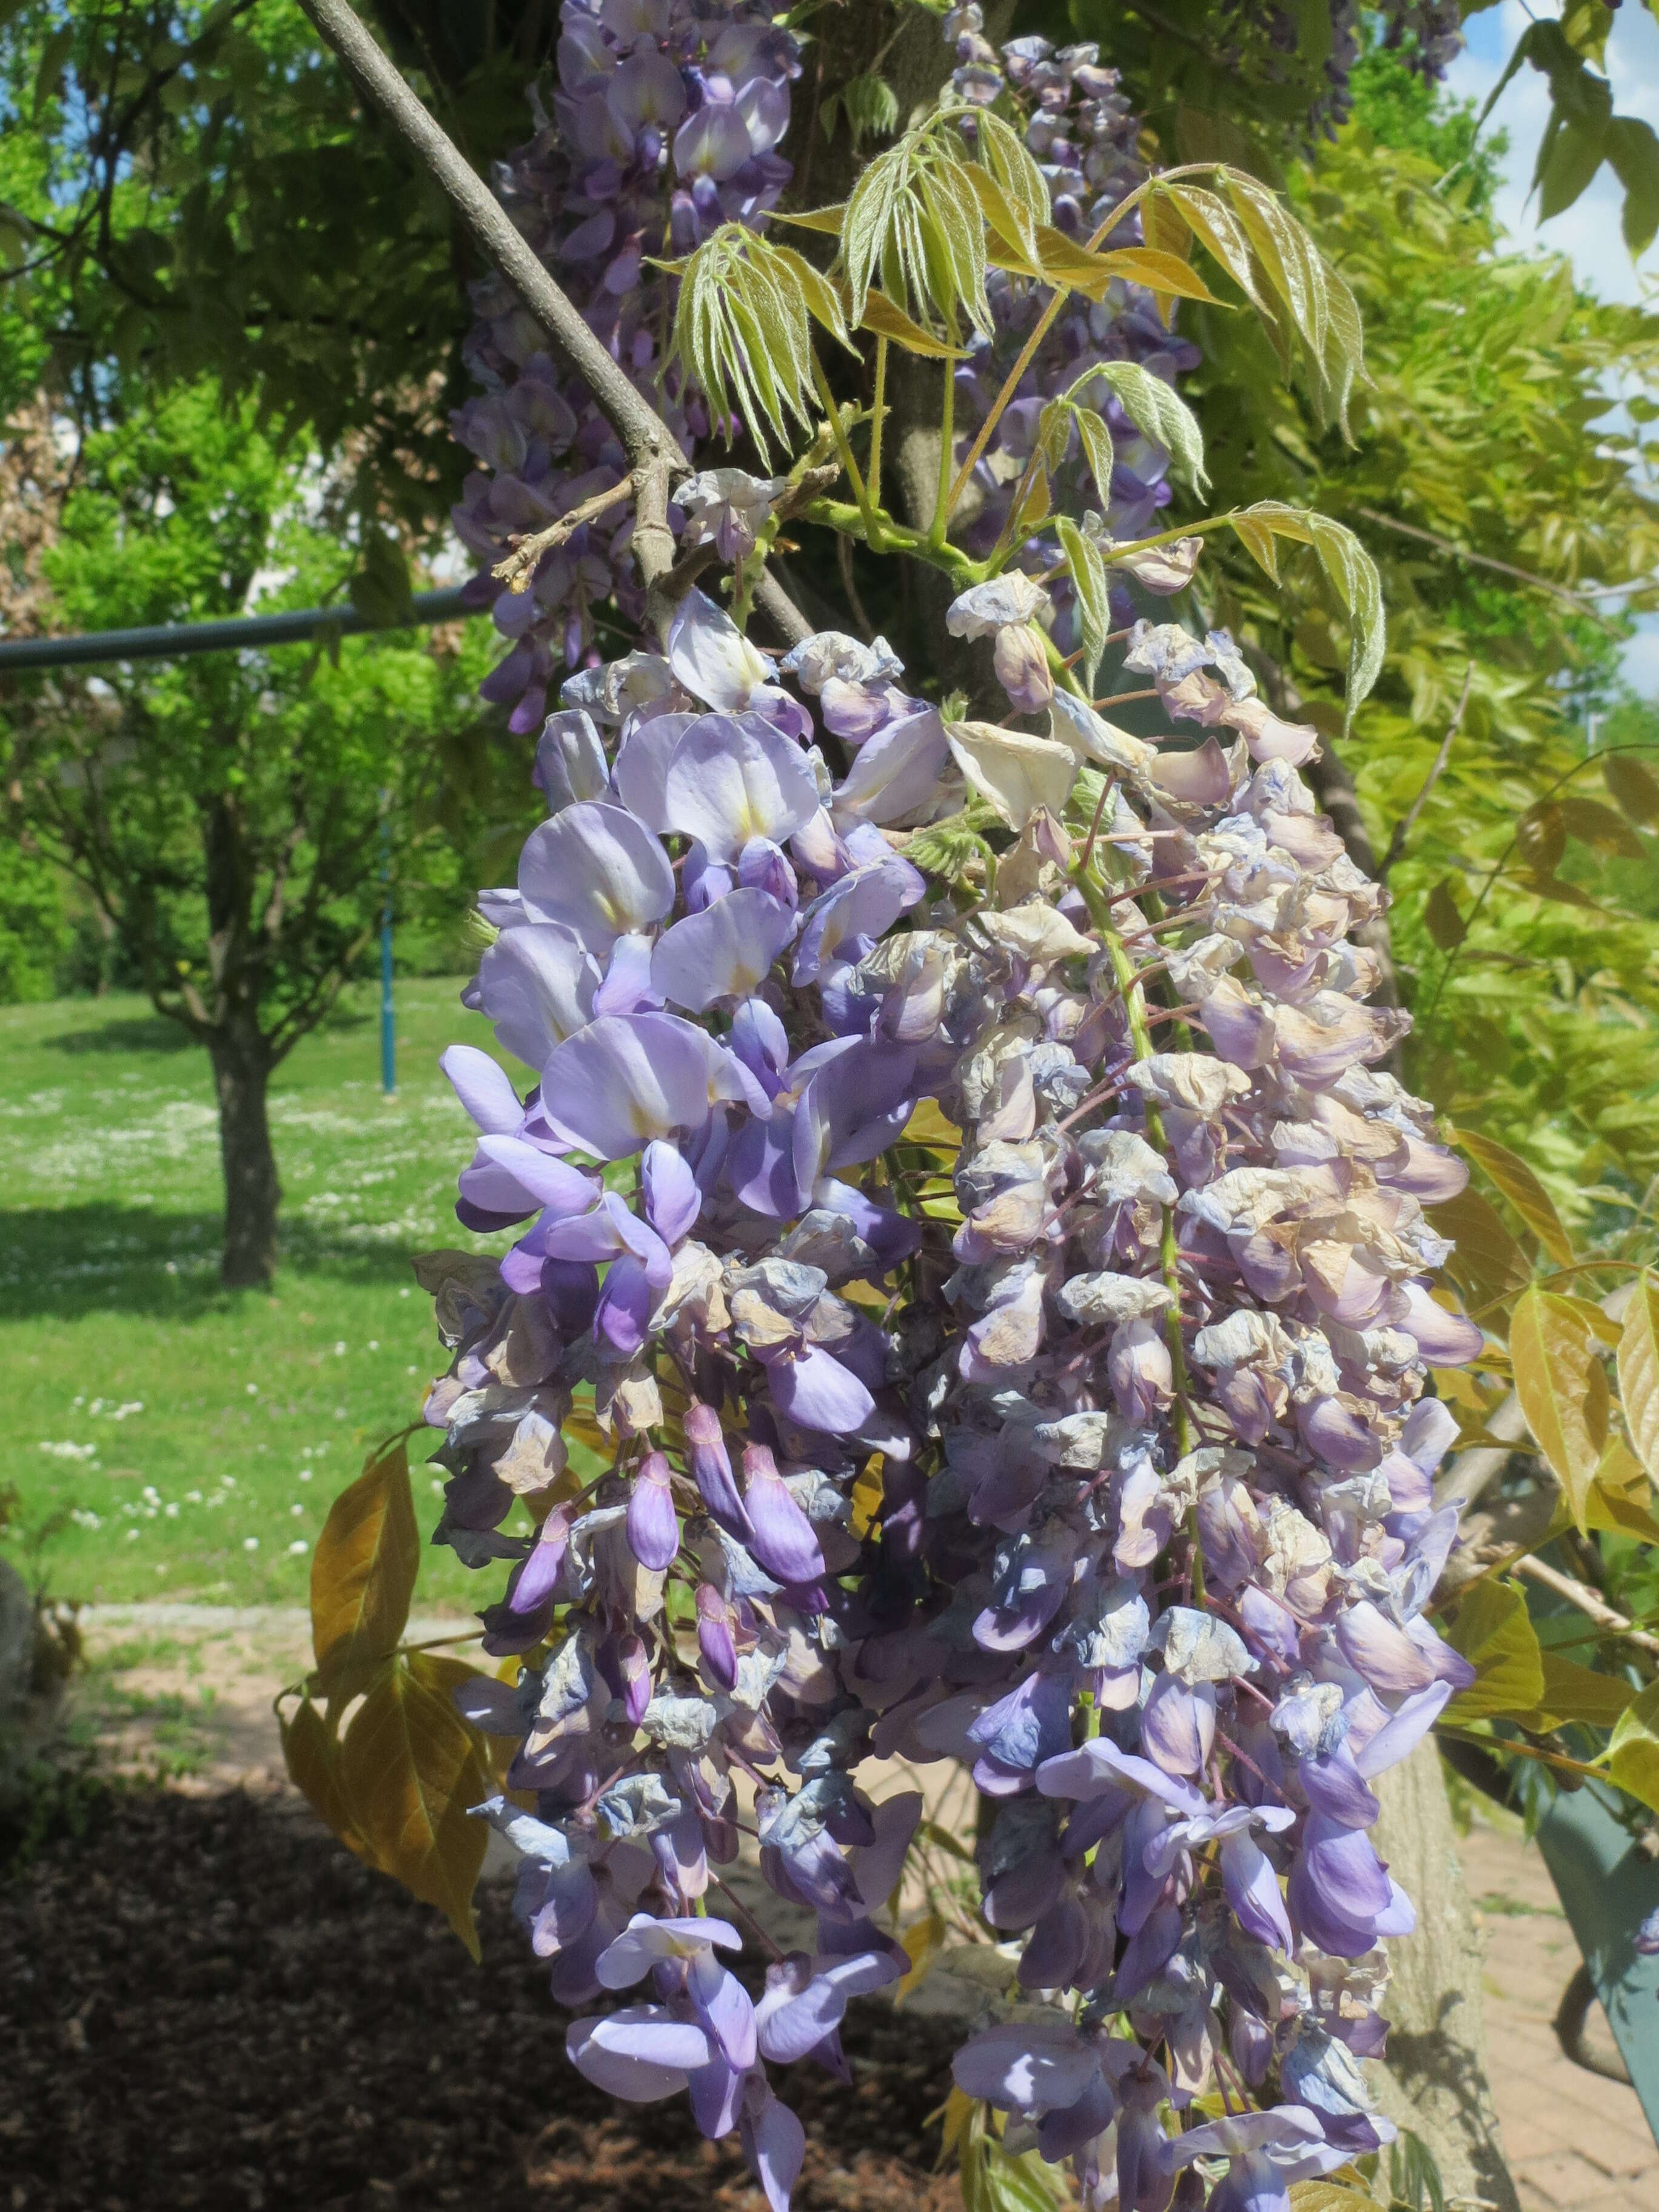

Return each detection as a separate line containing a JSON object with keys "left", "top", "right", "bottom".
{"left": 0, "top": 382, "right": 514, "bottom": 1285}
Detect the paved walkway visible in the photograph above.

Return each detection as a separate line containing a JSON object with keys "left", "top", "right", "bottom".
{"left": 1460, "top": 1819, "right": 1658, "bottom": 2211}
{"left": 64, "top": 1607, "right": 1659, "bottom": 2208}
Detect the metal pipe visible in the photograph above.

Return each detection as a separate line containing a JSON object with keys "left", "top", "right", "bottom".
{"left": 0, "top": 585, "right": 472, "bottom": 672}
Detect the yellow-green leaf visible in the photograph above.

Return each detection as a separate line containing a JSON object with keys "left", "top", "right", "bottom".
{"left": 1520, "top": 1650, "right": 1637, "bottom": 1732}
{"left": 310, "top": 1439, "right": 418, "bottom": 1701}
{"left": 1456, "top": 1128, "right": 1575, "bottom": 1267}
{"left": 338, "top": 1655, "right": 492, "bottom": 1957}
{"left": 1602, "top": 751, "right": 1659, "bottom": 824}
{"left": 1427, "top": 1188, "right": 1532, "bottom": 1312}
{"left": 1602, "top": 1679, "right": 1659, "bottom": 1815}
{"left": 893, "top": 1909, "right": 946, "bottom": 2002}
{"left": 280, "top": 1695, "right": 364, "bottom": 1854}
{"left": 774, "top": 203, "right": 847, "bottom": 236}
{"left": 1424, "top": 878, "right": 1467, "bottom": 950}
{"left": 1510, "top": 1285, "right": 1611, "bottom": 1532}
{"left": 1444, "top": 1578, "right": 1544, "bottom": 1723}
{"left": 1288, "top": 2188, "right": 1377, "bottom": 2212}
{"left": 857, "top": 287, "right": 965, "bottom": 357}
{"left": 1618, "top": 1275, "right": 1659, "bottom": 1481}
{"left": 1086, "top": 241, "right": 1222, "bottom": 304}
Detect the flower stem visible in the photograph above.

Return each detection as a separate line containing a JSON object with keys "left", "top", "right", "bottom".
{"left": 870, "top": 335, "right": 888, "bottom": 516}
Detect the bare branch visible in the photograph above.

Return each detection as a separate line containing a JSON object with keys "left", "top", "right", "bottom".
{"left": 293, "top": 0, "right": 686, "bottom": 594}
{"left": 1353, "top": 506, "right": 1631, "bottom": 615}
{"left": 1378, "top": 660, "right": 1473, "bottom": 884}
{"left": 493, "top": 477, "right": 639, "bottom": 593}
{"left": 1513, "top": 1552, "right": 1659, "bottom": 1661}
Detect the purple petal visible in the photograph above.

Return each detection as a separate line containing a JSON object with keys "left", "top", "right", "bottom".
{"left": 662, "top": 712, "right": 819, "bottom": 860}
{"left": 520, "top": 801, "right": 674, "bottom": 951}
{"left": 765, "top": 1342, "right": 876, "bottom": 1435}
{"left": 951, "top": 2019, "right": 1099, "bottom": 2116}
{"left": 565, "top": 2007, "right": 712, "bottom": 2099}
{"left": 742, "top": 1446, "right": 826, "bottom": 1583}
{"left": 1221, "top": 1831, "right": 1294, "bottom": 1953}
{"left": 642, "top": 1139, "right": 701, "bottom": 1242}
{"left": 441, "top": 1044, "right": 525, "bottom": 1134}
{"left": 689, "top": 1948, "right": 757, "bottom": 2069}
{"left": 651, "top": 888, "right": 796, "bottom": 1010}
{"left": 739, "top": 2090, "right": 805, "bottom": 2212}
{"left": 626, "top": 1453, "right": 680, "bottom": 1571}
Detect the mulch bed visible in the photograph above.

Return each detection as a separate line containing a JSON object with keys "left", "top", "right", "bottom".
{"left": 0, "top": 1787, "right": 964, "bottom": 2212}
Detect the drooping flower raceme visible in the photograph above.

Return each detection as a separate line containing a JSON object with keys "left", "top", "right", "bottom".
{"left": 451, "top": 0, "right": 1203, "bottom": 729}
{"left": 421, "top": 526, "right": 1484, "bottom": 2206}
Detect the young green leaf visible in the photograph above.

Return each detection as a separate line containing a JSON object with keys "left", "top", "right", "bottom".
{"left": 338, "top": 1653, "right": 492, "bottom": 1958}
{"left": 1056, "top": 516, "right": 1110, "bottom": 690}
{"left": 310, "top": 1437, "right": 418, "bottom": 1704}
{"left": 1510, "top": 1284, "right": 1612, "bottom": 1532}
{"left": 1064, "top": 360, "right": 1208, "bottom": 494}
{"left": 1443, "top": 1578, "right": 1545, "bottom": 1724}
{"left": 1603, "top": 1678, "right": 1659, "bottom": 1817}
{"left": 1617, "top": 1273, "right": 1659, "bottom": 1481}
{"left": 1456, "top": 1128, "right": 1575, "bottom": 1267}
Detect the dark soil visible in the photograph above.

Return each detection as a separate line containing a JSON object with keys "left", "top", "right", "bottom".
{"left": 0, "top": 1787, "right": 964, "bottom": 2212}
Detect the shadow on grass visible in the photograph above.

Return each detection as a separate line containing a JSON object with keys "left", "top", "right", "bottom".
{"left": 46, "top": 1002, "right": 373, "bottom": 1058}
{"left": 0, "top": 1207, "right": 428, "bottom": 1320}
{"left": 44, "top": 1017, "right": 196, "bottom": 1057}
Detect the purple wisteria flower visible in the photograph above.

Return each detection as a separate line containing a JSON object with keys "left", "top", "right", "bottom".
{"left": 419, "top": 533, "right": 1489, "bottom": 2208}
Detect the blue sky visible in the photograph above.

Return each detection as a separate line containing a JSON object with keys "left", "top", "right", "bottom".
{"left": 1444, "top": 5, "right": 1658, "bottom": 696}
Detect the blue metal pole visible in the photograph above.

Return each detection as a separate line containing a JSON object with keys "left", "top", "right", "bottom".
{"left": 379, "top": 798, "right": 396, "bottom": 1096}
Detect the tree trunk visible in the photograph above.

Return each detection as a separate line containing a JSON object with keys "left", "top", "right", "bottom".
{"left": 1367, "top": 1739, "right": 1521, "bottom": 2211}
{"left": 209, "top": 1017, "right": 281, "bottom": 1289}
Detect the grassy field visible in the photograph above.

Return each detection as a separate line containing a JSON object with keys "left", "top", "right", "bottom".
{"left": 0, "top": 978, "right": 517, "bottom": 1614}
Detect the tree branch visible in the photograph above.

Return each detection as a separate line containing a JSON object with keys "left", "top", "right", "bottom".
{"left": 1512, "top": 1552, "right": 1659, "bottom": 1663}
{"left": 1378, "top": 661, "right": 1473, "bottom": 884}
{"left": 293, "top": 0, "right": 686, "bottom": 595}
{"left": 1352, "top": 506, "right": 1632, "bottom": 615}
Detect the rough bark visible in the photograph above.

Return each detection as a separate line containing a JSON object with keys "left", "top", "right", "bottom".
{"left": 1367, "top": 1739, "right": 1522, "bottom": 2212}
{"left": 209, "top": 1017, "right": 281, "bottom": 1290}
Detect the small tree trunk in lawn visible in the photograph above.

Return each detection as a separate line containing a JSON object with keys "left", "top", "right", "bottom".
{"left": 210, "top": 1017, "right": 280, "bottom": 1289}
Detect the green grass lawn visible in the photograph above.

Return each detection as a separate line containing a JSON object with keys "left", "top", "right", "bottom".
{"left": 1, "top": 978, "right": 517, "bottom": 1613}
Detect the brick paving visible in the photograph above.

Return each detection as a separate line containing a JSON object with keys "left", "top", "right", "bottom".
{"left": 1460, "top": 1818, "right": 1659, "bottom": 2211}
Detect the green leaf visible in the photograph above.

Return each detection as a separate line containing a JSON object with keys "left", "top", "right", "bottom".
{"left": 1456, "top": 1128, "right": 1575, "bottom": 1267}
{"left": 1424, "top": 879, "right": 1467, "bottom": 951}
{"left": 1510, "top": 1285, "right": 1611, "bottom": 1532}
{"left": 1617, "top": 1275, "right": 1659, "bottom": 1482}
{"left": 1554, "top": 794, "right": 1647, "bottom": 859}
{"left": 1428, "top": 1189, "right": 1533, "bottom": 1312}
{"left": 1605, "top": 115, "right": 1659, "bottom": 255}
{"left": 1602, "top": 1679, "right": 1659, "bottom": 1815}
{"left": 350, "top": 532, "right": 414, "bottom": 629}
{"left": 843, "top": 73, "right": 899, "bottom": 149}
{"left": 1444, "top": 1578, "right": 1545, "bottom": 1723}
{"left": 1520, "top": 1649, "right": 1637, "bottom": 1732}
{"left": 339, "top": 1654, "right": 492, "bottom": 1957}
{"left": 1064, "top": 361, "right": 1208, "bottom": 494}
{"left": 857, "top": 287, "right": 965, "bottom": 357}
{"left": 1537, "top": 114, "right": 1610, "bottom": 223}
{"left": 1057, "top": 518, "right": 1110, "bottom": 690}
{"left": 893, "top": 1909, "right": 946, "bottom": 2002}
{"left": 1227, "top": 503, "right": 1384, "bottom": 722}
{"left": 1603, "top": 752, "right": 1659, "bottom": 823}
{"left": 310, "top": 1438, "right": 419, "bottom": 1703}
{"left": 279, "top": 1696, "right": 363, "bottom": 1854}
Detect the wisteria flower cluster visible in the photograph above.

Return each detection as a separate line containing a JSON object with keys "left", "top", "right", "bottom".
{"left": 418, "top": 494, "right": 1485, "bottom": 2204}
{"left": 944, "top": 7, "right": 1201, "bottom": 605}
{"left": 450, "top": 0, "right": 801, "bottom": 725}
{"left": 449, "top": 0, "right": 1203, "bottom": 727}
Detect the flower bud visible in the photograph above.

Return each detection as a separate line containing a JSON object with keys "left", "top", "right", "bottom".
{"left": 626, "top": 1452, "right": 680, "bottom": 1571}
{"left": 993, "top": 621, "right": 1056, "bottom": 714}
